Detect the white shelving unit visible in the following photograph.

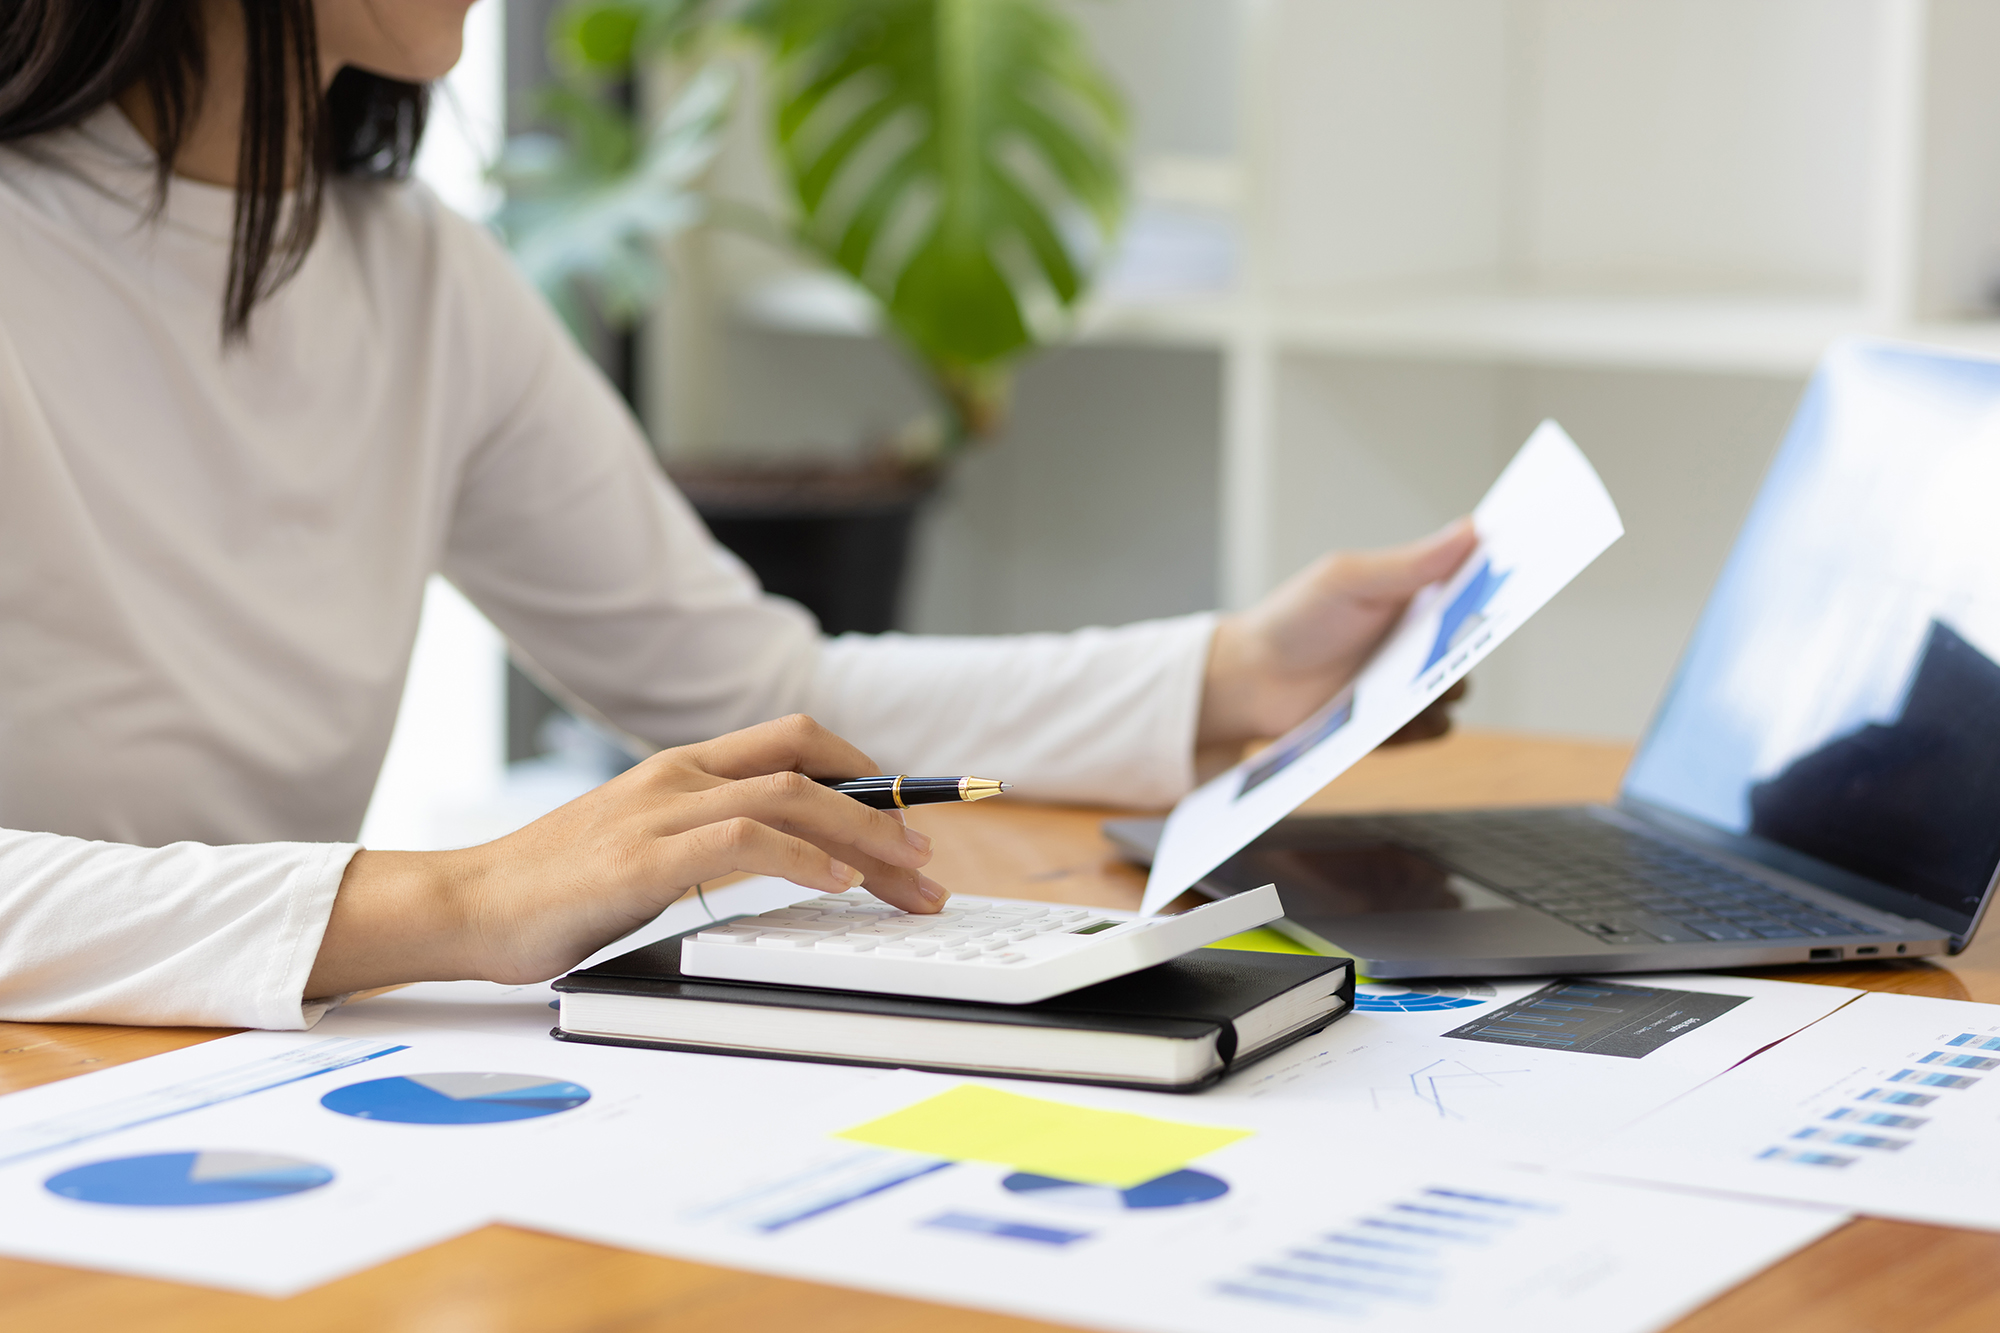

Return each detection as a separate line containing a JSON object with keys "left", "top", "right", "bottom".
{"left": 1209, "top": 0, "right": 2000, "bottom": 609}
{"left": 662, "top": 0, "right": 2000, "bottom": 737}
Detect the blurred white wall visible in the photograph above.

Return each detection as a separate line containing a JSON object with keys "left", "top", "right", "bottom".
{"left": 359, "top": 0, "right": 510, "bottom": 850}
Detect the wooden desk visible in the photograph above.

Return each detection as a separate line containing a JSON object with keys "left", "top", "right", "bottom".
{"left": 4, "top": 729, "right": 1996, "bottom": 1332}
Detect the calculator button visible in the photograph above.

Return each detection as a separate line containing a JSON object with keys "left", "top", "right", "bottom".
{"left": 1002, "top": 906, "right": 1050, "bottom": 919}
{"left": 845, "top": 923, "right": 925, "bottom": 939}
{"left": 944, "top": 947, "right": 982, "bottom": 960}
{"left": 905, "top": 929, "right": 970, "bottom": 944}
{"left": 977, "top": 951, "right": 1028, "bottom": 964}
{"left": 876, "top": 940, "right": 937, "bottom": 957}
{"left": 694, "top": 927, "right": 759, "bottom": 944}
{"left": 753, "top": 931, "right": 819, "bottom": 948}
{"left": 978, "top": 938, "right": 1013, "bottom": 952}
{"left": 1030, "top": 920, "right": 1069, "bottom": 933}
{"left": 814, "top": 937, "right": 875, "bottom": 953}
{"left": 958, "top": 914, "right": 1021, "bottom": 929}
{"left": 756, "top": 909, "right": 824, "bottom": 924}
{"left": 999, "top": 929, "right": 1039, "bottom": 943}
{"left": 768, "top": 919, "right": 851, "bottom": 935}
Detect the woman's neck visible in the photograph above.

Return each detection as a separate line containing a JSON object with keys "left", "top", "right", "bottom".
{"left": 115, "top": 0, "right": 248, "bottom": 187}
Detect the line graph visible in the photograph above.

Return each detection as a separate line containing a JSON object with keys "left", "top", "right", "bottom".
{"left": 1370, "top": 1058, "right": 1535, "bottom": 1121}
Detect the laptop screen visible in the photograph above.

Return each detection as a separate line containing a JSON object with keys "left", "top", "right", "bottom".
{"left": 1623, "top": 341, "right": 2000, "bottom": 933}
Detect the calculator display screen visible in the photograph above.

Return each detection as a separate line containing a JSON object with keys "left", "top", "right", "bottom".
{"left": 1069, "top": 920, "right": 1119, "bottom": 935}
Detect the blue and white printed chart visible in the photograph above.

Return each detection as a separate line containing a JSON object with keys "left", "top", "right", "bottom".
{"left": 1143, "top": 421, "right": 1624, "bottom": 913}
{"left": 0, "top": 1030, "right": 491, "bottom": 1294}
{"left": 1202, "top": 973, "right": 1859, "bottom": 1165}
{"left": 322, "top": 1072, "right": 592, "bottom": 1124}
{"left": 1578, "top": 991, "right": 2000, "bottom": 1232}
{"left": 504, "top": 1070, "right": 1845, "bottom": 1333}
{"left": 0, "top": 1021, "right": 885, "bottom": 1294}
{"left": 1352, "top": 980, "right": 1510, "bottom": 1016}
{"left": 45, "top": 1151, "right": 335, "bottom": 1207}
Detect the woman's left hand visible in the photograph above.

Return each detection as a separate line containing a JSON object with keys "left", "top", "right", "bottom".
{"left": 1197, "top": 519, "right": 1479, "bottom": 758}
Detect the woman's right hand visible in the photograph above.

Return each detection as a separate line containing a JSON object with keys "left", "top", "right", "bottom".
{"left": 305, "top": 714, "right": 942, "bottom": 997}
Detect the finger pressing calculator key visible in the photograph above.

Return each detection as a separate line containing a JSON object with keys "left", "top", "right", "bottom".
{"left": 680, "top": 885, "right": 1285, "bottom": 1004}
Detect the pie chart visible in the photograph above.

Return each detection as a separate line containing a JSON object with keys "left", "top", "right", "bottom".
{"left": 1001, "top": 1168, "right": 1229, "bottom": 1211}
{"left": 321, "top": 1072, "right": 591, "bottom": 1124}
{"left": 1355, "top": 981, "right": 1498, "bottom": 1013}
{"left": 45, "top": 1151, "right": 333, "bottom": 1207}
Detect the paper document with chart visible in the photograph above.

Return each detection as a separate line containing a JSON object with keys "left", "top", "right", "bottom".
{"left": 1576, "top": 990, "right": 2000, "bottom": 1233}
{"left": 503, "top": 1068, "right": 1845, "bottom": 1333}
{"left": 1142, "top": 421, "right": 1624, "bottom": 914}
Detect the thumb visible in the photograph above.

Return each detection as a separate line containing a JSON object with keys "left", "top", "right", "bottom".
{"left": 1330, "top": 517, "right": 1478, "bottom": 599}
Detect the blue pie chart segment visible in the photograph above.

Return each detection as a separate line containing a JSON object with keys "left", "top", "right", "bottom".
{"left": 45, "top": 1151, "right": 333, "bottom": 1207}
{"left": 1356, "top": 992, "right": 1486, "bottom": 1013}
{"left": 321, "top": 1072, "right": 591, "bottom": 1124}
{"left": 1002, "top": 1169, "right": 1229, "bottom": 1211}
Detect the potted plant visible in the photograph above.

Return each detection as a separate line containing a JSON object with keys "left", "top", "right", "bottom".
{"left": 497, "top": 0, "right": 1131, "bottom": 630}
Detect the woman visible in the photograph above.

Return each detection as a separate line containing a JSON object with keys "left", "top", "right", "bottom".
{"left": 0, "top": 0, "right": 1475, "bottom": 1028}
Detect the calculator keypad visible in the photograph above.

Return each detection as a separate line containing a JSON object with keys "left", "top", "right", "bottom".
{"left": 691, "top": 892, "right": 1105, "bottom": 966}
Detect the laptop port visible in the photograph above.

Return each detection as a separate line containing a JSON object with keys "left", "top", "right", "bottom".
{"left": 1855, "top": 946, "right": 1879, "bottom": 956}
{"left": 1809, "top": 947, "right": 1842, "bottom": 961}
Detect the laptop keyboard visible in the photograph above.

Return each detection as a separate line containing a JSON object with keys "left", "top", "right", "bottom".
{"left": 1376, "top": 809, "right": 1885, "bottom": 947}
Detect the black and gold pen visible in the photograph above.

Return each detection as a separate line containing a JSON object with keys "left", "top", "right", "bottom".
{"left": 820, "top": 775, "right": 1011, "bottom": 809}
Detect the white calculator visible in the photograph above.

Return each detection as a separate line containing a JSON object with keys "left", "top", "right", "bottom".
{"left": 677, "top": 884, "right": 1285, "bottom": 1004}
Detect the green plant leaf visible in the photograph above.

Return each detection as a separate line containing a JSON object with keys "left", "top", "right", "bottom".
{"left": 552, "top": 0, "right": 736, "bottom": 77}
{"left": 747, "top": 0, "right": 1128, "bottom": 439}
{"left": 559, "top": 3, "right": 642, "bottom": 71}
{"left": 495, "top": 65, "right": 736, "bottom": 339}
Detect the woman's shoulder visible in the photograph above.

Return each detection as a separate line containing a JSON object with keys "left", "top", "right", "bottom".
{"left": 328, "top": 176, "right": 517, "bottom": 287}
{"left": 326, "top": 174, "right": 562, "bottom": 358}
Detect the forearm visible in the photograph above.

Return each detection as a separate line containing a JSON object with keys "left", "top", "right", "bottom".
{"left": 302, "top": 848, "right": 482, "bottom": 999}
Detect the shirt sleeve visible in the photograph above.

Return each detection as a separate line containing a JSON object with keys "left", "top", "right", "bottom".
{"left": 0, "top": 829, "right": 352, "bottom": 1028}
{"left": 807, "top": 615, "right": 1217, "bottom": 807}
{"left": 435, "top": 215, "right": 1215, "bottom": 807}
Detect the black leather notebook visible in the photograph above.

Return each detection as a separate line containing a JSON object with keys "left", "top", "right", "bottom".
{"left": 551, "top": 923, "right": 1355, "bottom": 1093}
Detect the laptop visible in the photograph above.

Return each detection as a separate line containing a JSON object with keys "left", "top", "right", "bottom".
{"left": 1109, "top": 340, "right": 2000, "bottom": 978}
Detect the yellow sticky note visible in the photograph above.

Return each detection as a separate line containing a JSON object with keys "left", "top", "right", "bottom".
{"left": 833, "top": 1085, "right": 1251, "bottom": 1189}
{"left": 1204, "top": 927, "right": 1323, "bottom": 955}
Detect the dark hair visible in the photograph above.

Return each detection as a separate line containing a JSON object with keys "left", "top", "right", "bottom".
{"left": 0, "top": 0, "right": 429, "bottom": 340}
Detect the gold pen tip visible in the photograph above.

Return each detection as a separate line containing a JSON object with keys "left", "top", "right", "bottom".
{"left": 959, "top": 777, "right": 1010, "bottom": 802}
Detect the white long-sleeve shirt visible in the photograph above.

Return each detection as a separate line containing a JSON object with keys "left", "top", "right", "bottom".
{"left": 0, "top": 109, "right": 1213, "bottom": 1030}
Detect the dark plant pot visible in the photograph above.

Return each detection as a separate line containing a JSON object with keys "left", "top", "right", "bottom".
{"left": 673, "top": 461, "right": 938, "bottom": 635}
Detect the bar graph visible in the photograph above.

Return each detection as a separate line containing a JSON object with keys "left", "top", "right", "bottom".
{"left": 1216, "top": 1183, "right": 1558, "bottom": 1317}
{"left": 1789, "top": 1127, "right": 1909, "bottom": 1152}
{"left": 921, "top": 1212, "right": 1090, "bottom": 1247}
{"left": 1443, "top": 980, "right": 1746, "bottom": 1058}
{"left": 1917, "top": 1051, "right": 2000, "bottom": 1071}
{"left": 686, "top": 1147, "right": 951, "bottom": 1234}
{"left": 1757, "top": 1025, "right": 2000, "bottom": 1170}
{"left": 1946, "top": 1033, "right": 2000, "bottom": 1050}
{"left": 1825, "top": 1108, "right": 1928, "bottom": 1130}
{"left": 1888, "top": 1070, "right": 1979, "bottom": 1090}
{"left": 1756, "top": 1147, "right": 1854, "bottom": 1168}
